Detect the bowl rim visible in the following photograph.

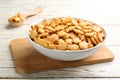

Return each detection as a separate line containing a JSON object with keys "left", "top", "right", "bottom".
{"left": 26, "top": 17, "right": 107, "bottom": 53}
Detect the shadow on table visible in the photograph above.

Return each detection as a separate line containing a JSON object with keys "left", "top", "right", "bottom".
{"left": 14, "top": 67, "right": 100, "bottom": 78}
{"left": 6, "top": 24, "right": 20, "bottom": 29}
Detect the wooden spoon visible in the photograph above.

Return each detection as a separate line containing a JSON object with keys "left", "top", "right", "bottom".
{"left": 8, "top": 7, "right": 43, "bottom": 27}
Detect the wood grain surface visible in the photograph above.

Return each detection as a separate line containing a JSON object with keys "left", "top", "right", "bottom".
{"left": 10, "top": 38, "right": 114, "bottom": 74}
{"left": 1, "top": 0, "right": 120, "bottom": 79}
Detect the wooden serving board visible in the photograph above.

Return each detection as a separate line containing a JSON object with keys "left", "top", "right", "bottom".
{"left": 10, "top": 38, "right": 114, "bottom": 74}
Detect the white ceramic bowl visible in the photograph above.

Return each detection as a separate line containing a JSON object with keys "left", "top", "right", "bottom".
{"left": 26, "top": 19, "right": 106, "bottom": 61}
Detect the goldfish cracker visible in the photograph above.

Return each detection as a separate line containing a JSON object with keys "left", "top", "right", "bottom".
{"left": 87, "top": 38, "right": 94, "bottom": 48}
{"left": 42, "top": 19, "right": 51, "bottom": 26}
{"left": 90, "top": 37, "right": 97, "bottom": 45}
{"left": 38, "top": 33, "right": 48, "bottom": 37}
{"left": 29, "top": 30, "right": 38, "bottom": 39}
{"left": 56, "top": 39, "right": 67, "bottom": 50}
{"left": 65, "top": 38, "right": 73, "bottom": 44}
{"left": 38, "top": 28, "right": 45, "bottom": 33}
{"left": 48, "top": 34, "right": 59, "bottom": 42}
{"left": 65, "top": 26, "right": 75, "bottom": 32}
{"left": 74, "top": 29, "right": 84, "bottom": 34}
{"left": 79, "top": 41, "right": 88, "bottom": 49}
{"left": 57, "top": 30, "right": 66, "bottom": 37}
{"left": 67, "top": 44, "right": 79, "bottom": 50}
{"left": 29, "top": 17, "right": 105, "bottom": 50}
{"left": 69, "top": 32, "right": 77, "bottom": 39}
{"left": 85, "top": 33, "right": 94, "bottom": 37}
{"left": 73, "top": 38, "right": 81, "bottom": 44}
{"left": 8, "top": 13, "right": 25, "bottom": 22}
{"left": 34, "top": 37, "right": 48, "bottom": 48}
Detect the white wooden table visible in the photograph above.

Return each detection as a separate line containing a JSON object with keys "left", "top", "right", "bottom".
{"left": 0, "top": 0, "right": 120, "bottom": 80}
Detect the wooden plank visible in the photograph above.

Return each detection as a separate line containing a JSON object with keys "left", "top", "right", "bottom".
{"left": 10, "top": 38, "right": 114, "bottom": 74}
{"left": 0, "top": 65, "right": 120, "bottom": 78}
{"left": 1, "top": 0, "right": 120, "bottom": 25}
{"left": 0, "top": 78, "right": 120, "bottom": 80}
{"left": 0, "top": 60, "right": 14, "bottom": 68}
{"left": 0, "top": 0, "right": 120, "bottom": 79}
{"left": 0, "top": 43, "right": 119, "bottom": 63}
{"left": 103, "top": 26, "right": 120, "bottom": 46}
{"left": 0, "top": 47, "right": 14, "bottom": 60}
{"left": 0, "top": 46, "right": 119, "bottom": 78}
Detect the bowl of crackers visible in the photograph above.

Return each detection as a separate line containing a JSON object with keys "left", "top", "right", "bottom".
{"left": 26, "top": 17, "right": 106, "bottom": 61}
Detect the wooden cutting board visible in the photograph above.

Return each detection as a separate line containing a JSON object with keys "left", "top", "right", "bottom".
{"left": 10, "top": 38, "right": 114, "bottom": 74}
